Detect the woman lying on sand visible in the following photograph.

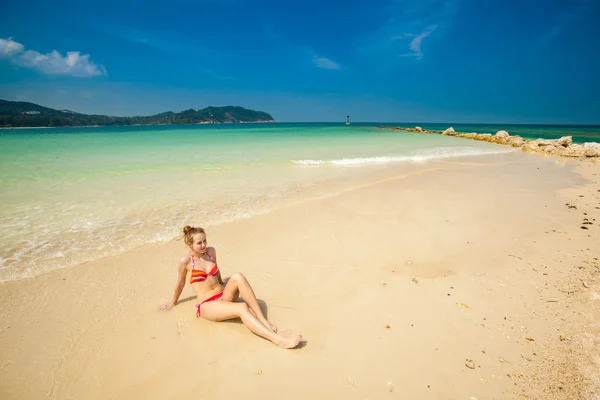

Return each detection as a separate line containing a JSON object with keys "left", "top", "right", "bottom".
{"left": 159, "top": 225, "right": 302, "bottom": 349}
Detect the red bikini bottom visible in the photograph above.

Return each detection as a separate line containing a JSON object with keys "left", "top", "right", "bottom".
{"left": 196, "top": 291, "right": 224, "bottom": 317}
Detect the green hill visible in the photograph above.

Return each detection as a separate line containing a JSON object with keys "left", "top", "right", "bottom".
{"left": 0, "top": 100, "right": 275, "bottom": 128}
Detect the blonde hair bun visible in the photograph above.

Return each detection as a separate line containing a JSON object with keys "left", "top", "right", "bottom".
{"left": 182, "top": 225, "right": 206, "bottom": 245}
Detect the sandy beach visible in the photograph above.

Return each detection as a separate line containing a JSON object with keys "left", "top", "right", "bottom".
{"left": 1, "top": 151, "right": 599, "bottom": 399}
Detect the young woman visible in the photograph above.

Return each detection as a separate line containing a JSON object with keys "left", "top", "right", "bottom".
{"left": 158, "top": 225, "right": 302, "bottom": 349}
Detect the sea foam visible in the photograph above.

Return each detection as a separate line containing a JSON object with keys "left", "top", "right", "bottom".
{"left": 292, "top": 146, "right": 515, "bottom": 166}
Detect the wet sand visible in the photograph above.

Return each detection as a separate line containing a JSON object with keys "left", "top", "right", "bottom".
{"left": 1, "top": 151, "right": 599, "bottom": 399}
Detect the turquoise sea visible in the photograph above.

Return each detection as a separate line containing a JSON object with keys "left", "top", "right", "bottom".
{"left": 1, "top": 122, "right": 598, "bottom": 281}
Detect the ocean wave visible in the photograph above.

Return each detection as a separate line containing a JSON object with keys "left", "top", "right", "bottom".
{"left": 292, "top": 146, "right": 515, "bottom": 166}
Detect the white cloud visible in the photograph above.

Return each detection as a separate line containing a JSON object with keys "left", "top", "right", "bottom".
{"left": 357, "top": 0, "right": 460, "bottom": 62}
{"left": 0, "top": 38, "right": 24, "bottom": 58}
{"left": 0, "top": 37, "right": 106, "bottom": 77}
{"left": 312, "top": 55, "right": 341, "bottom": 70}
{"left": 17, "top": 50, "right": 107, "bottom": 77}
{"left": 398, "top": 25, "right": 437, "bottom": 60}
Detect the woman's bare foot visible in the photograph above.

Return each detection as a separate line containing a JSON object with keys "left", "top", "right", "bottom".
{"left": 276, "top": 334, "right": 302, "bottom": 349}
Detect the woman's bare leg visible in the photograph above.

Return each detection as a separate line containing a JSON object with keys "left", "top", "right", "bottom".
{"left": 222, "top": 273, "right": 277, "bottom": 332}
{"left": 200, "top": 301, "right": 301, "bottom": 349}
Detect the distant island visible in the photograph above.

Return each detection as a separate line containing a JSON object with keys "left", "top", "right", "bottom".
{"left": 0, "top": 99, "right": 275, "bottom": 128}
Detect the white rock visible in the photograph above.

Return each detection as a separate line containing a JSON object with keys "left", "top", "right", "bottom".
{"left": 415, "top": 126, "right": 424, "bottom": 132}
{"left": 556, "top": 136, "right": 573, "bottom": 147}
{"left": 544, "top": 145, "right": 558, "bottom": 154}
{"left": 562, "top": 144, "right": 585, "bottom": 157}
{"left": 531, "top": 138, "right": 554, "bottom": 147}
{"left": 522, "top": 142, "right": 539, "bottom": 152}
{"left": 583, "top": 142, "right": 600, "bottom": 157}
{"left": 508, "top": 136, "right": 525, "bottom": 147}
{"left": 442, "top": 127, "right": 456, "bottom": 135}
{"left": 495, "top": 130, "right": 510, "bottom": 139}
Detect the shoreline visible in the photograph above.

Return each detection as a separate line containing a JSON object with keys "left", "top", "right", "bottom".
{"left": 1, "top": 151, "right": 598, "bottom": 399}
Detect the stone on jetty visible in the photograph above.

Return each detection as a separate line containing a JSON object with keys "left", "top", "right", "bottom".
{"left": 583, "top": 142, "right": 600, "bottom": 157}
{"left": 556, "top": 136, "right": 573, "bottom": 147}
{"left": 544, "top": 145, "right": 559, "bottom": 154}
{"left": 415, "top": 126, "right": 424, "bottom": 132}
{"left": 521, "top": 137, "right": 600, "bottom": 157}
{"left": 507, "top": 136, "right": 525, "bottom": 147}
{"left": 560, "top": 142, "right": 600, "bottom": 158}
{"left": 473, "top": 133, "right": 492, "bottom": 142}
{"left": 442, "top": 127, "right": 456, "bottom": 136}
{"left": 562, "top": 144, "right": 586, "bottom": 157}
{"left": 531, "top": 138, "right": 555, "bottom": 147}
{"left": 495, "top": 130, "right": 510, "bottom": 140}
{"left": 522, "top": 141, "right": 539, "bottom": 152}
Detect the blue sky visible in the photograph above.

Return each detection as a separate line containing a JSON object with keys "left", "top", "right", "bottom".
{"left": 1, "top": 0, "right": 599, "bottom": 123}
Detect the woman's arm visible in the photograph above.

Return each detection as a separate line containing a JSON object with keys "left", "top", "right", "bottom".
{"left": 158, "top": 258, "right": 188, "bottom": 310}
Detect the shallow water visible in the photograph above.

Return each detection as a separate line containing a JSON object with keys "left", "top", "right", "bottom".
{"left": 0, "top": 122, "right": 574, "bottom": 280}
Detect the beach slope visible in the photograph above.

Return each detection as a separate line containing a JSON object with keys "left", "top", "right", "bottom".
{"left": 1, "top": 152, "right": 599, "bottom": 399}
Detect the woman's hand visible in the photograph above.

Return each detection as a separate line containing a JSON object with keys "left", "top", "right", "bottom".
{"left": 160, "top": 259, "right": 187, "bottom": 312}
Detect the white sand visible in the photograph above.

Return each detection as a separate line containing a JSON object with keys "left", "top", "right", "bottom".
{"left": 1, "top": 151, "right": 599, "bottom": 399}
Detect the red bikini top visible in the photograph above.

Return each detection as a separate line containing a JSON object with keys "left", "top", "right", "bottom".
{"left": 189, "top": 252, "right": 219, "bottom": 284}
